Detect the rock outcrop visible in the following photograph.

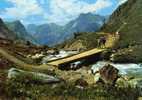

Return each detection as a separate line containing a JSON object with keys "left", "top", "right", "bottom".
{"left": 8, "top": 68, "right": 60, "bottom": 84}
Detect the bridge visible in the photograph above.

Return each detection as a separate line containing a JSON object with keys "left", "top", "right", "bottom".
{"left": 0, "top": 33, "right": 119, "bottom": 70}
{"left": 47, "top": 34, "right": 119, "bottom": 66}
{"left": 47, "top": 22, "right": 127, "bottom": 67}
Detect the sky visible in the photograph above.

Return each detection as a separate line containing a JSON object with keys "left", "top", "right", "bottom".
{"left": 0, "top": 0, "right": 128, "bottom": 25}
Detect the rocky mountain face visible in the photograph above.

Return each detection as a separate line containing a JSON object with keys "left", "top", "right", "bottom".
{"left": 27, "top": 13, "right": 105, "bottom": 46}
{"left": 34, "top": 23, "right": 63, "bottom": 45}
{"left": 101, "top": 0, "right": 142, "bottom": 48}
{"left": 0, "top": 18, "right": 17, "bottom": 40}
{"left": 26, "top": 24, "right": 38, "bottom": 35}
{"left": 61, "top": 13, "right": 105, "bottom": 39}
{"left": 5, "top": 20, "right": 37, "bottom": 44}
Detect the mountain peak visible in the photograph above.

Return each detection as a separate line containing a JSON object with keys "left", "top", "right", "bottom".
{"left": 78, "top": 13, "right": 102, "bottom": 19}
{"left": 0, "top": 18, "right": 3, "bottom": 23}
{"left": 79, "top": 12, "right": 94, "bottom": 16}
{"left": 13, "top": 20, "right": 22, "bottom": 24}
{"left": 5, "top": 20, "right": 37, "bottom": 44}
{"left": 0, "top": 18, "right": 7, "bottom": 26}
{"left": 0, "top": 18, "right": 17, "bottom": 39}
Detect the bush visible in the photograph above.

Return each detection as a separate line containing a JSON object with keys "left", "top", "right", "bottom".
{"left": 3, "top": 79, "right": 141, "bottom": 100}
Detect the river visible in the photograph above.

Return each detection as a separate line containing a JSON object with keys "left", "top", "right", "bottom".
{"left": 42, "top": 50, "right": 142, "bottom": 78}
{"left": 91, "top": 61, "right": 142, "bottom": 78}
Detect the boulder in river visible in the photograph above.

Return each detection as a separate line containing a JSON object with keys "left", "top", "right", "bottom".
{"left": 99, "top": 64, "right": 119, "bottom": 85}
{"left": 93, "top": 64, "right": 119, "bottom": 86}
{"left": 8, "top": 68, "right": 60, "bottom": 84}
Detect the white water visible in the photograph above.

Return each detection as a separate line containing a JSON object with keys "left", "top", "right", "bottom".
{"left": 91, "top": 61, "right": 142, "bottom": 77}
{"left": 42, "top": 50, "right": 78, "bottom": 64}
{"left": 41, "top": 50, "right": 142, "bottom": 78}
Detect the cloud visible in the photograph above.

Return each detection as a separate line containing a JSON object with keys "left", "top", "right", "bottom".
{"left": 1, "top": 0, "right": 43, "bottom": 19}
{"left": 1, "top": 0, "right": 113, "bottom": 25}
{"left": 45, "top": 0, "right": 112, "bottom": 24}
{"left": 118, "top": 0, "right": 128, "bottom": 5}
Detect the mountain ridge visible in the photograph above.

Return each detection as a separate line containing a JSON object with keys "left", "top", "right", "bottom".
{"left": 5, "top": 20, "right": 37, "bottom": 44}
{"left": 27, "top": 13, "right": 106, "bottom": 46}
{"left": 0, "top": 18, "right": 17, "bottom": 40}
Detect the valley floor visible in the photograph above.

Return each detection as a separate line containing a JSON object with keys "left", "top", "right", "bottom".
{"left": 0, "top": 40, "right": 142, "bottom": 100}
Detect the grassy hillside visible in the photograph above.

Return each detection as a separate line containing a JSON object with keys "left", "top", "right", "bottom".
{"left": 57, "top": 32, "right": 106, "bottom": 51}
{"left": 101, "top": 0, "right": 142, "bottom": 48}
